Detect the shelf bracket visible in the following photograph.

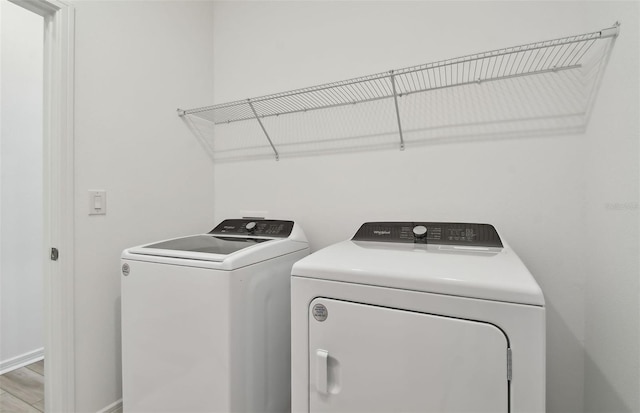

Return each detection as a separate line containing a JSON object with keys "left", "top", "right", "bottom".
{"left": 600, "top": 21, "right": 620, "bottom": 39}
{"left": 389, "top": 71, "right": 405, "bottom": 151}
{"left": 247, "top": 99, "right": 280, "bottom": 161}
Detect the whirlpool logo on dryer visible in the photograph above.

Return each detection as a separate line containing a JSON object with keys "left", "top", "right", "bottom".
{"left": 373, "top": 230, "right": 391, "bottom": 235}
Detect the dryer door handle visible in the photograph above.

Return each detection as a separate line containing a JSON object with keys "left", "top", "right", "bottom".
{"left": 316, "top": 349, "right": 329, "bottom": 394}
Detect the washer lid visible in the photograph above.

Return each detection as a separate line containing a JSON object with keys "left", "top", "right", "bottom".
{"left": 122, "top": 219, "right": 309, "bottom": 269}
{"left": 137, "top": 235, "right": 269, "bottom": 261}
{"left": 292, "top": 238, "right": 544, "bottom": 307}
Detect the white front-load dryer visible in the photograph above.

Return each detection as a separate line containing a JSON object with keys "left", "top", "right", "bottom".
{"left": 291, "top": 222, "right": 545, "bottom": 413}
{"left": 121, "top": 219, "right": 309, "bottom": 413}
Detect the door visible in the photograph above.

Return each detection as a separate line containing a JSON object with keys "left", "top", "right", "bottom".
{"left": 309, "top": 298, "right": 509, "bottom": 413}
{"left": 2, "top": 0, "right": 76, "bottom": 411}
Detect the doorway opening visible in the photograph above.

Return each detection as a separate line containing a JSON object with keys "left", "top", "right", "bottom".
{"left": 0, "top": 0, "right": 75, "bottom": 411}
{"left": 0, "top": 0, "right": 45, "bottom": 410}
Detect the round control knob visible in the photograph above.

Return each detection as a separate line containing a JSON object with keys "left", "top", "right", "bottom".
{"left": 413, "top": 225, "right": 427, "bottom": 239}
{"left": 245, "top": 221, "right": 257, "bottom": 232}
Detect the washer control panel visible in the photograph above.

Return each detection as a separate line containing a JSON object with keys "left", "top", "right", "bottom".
{"left": 209, "top": 219, "right": 294, "bottom": 238}
{"left": 352, "top": 222, "right": 503, "bottom": 247}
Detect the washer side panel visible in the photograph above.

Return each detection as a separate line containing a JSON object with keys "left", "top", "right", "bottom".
{"left": 229, "top": 248, "right": 309, "bottom": 413}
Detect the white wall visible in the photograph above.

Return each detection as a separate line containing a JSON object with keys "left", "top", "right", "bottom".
{"left": 0, "top": 0, "right": 44, "bottom": 370}
{"left": 211, "top": 2, "right": 639, "bottom": 413}
{"left": 73, "top": 1, "right": 215, "bottom": 411}
{"left": 584, "top": 2, "right": 639, "bottom": 411}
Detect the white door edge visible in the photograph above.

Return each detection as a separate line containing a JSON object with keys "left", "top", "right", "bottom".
{"left": 7, "top": 0, "right": 76, "bottom": 411}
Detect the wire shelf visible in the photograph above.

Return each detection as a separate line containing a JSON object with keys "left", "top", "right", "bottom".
{"left": 179, "top": 23, "right": 619, "bottom": 161}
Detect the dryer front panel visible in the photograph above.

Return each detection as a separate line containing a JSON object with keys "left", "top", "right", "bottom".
{"left": 308, "top": 298, "right": 509, "bottom": 413}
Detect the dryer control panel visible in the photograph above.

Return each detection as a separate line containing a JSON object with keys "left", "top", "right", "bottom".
{"left": 352, "top": 222, "right": 503, "bottom": 247}
{"left": 209, "top": 219, "right": 294, "bottom": 238}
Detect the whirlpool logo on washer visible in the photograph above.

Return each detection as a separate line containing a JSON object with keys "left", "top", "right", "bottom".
{"left": 122, "top": 263, "right": 130, "bottom": 276}
{"left": 312, "top": 303, "right": 328, "bottom": 322}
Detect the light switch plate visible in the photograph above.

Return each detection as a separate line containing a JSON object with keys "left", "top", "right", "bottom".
{"left": 89, "top": 190, "right": 107, "bottom": 215}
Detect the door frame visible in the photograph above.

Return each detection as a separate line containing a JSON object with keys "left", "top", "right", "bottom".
{"left": 8, "top": 0, "right": 76, "bottom": 411}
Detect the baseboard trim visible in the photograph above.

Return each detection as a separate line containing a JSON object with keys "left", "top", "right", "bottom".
{"left": 0, "top": 348, "right": 44, "bottom": 375}
{"left": 97, "top": 398, "right": 122, "bottom": 413}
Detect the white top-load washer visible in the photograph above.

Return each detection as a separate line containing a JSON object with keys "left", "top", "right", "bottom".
{"left": 291, "top": 222, "right": 545, "bottom": 413}
{"left": 121, "top": 219, "right": 309, "bottom": 413}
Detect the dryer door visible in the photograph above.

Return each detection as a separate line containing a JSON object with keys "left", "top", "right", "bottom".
{"left": 308, "top": 298, "right": 509, "bottom": 413}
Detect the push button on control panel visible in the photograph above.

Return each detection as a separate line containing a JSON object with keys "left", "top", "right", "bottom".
{"left": 412, "top": 225, "right": 427, "bottom": 239}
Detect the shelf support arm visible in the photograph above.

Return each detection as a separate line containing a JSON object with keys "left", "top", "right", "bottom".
{"left": 599, "top": 21, "right": 620, "bottom": 39}
{"left": 247, "top": 99, "right": 280, "bottom": 161}
{"left": 389, "top": 71, "right": 405, "bottom": 151}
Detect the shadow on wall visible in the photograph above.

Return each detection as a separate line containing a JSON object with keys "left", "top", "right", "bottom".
{"left": 584, "top": 355, "right": 634, "bottom": 413}
{"left": 182, "top": 29, "right": 616, "bottom": 163}
{"left": 544, "top": 302, "right": 587, "bottom": 413}
{"left": 115, "top": 295, "right": 122, "bottom": 397}
{"left": 546, "top": 302, "right": 633, "bottom": 413}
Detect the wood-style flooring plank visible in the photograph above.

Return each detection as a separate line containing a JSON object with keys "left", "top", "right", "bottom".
{"left": 0, "top": 391, "right": 40, "bottom": 413}
{"left": 25, "top": 361, "right": 44, "bottom": 376}
{"left": 0, "top": 367, "right": 44, "bottom": 405}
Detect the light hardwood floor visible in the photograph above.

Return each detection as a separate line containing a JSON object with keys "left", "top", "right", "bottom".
{"left": 0, "top": 361, "right": 44, "bottom": 412}
{"left": 0, "top": 364, "right": 124, "bottom": 413}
